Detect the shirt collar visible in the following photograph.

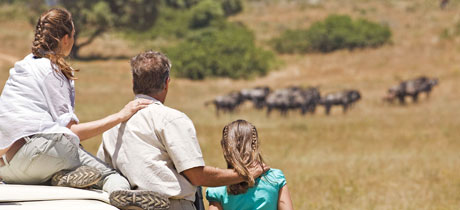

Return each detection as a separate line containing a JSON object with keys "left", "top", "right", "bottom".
{"left": 135, "top": 94, "right": 161, "bottom": 103}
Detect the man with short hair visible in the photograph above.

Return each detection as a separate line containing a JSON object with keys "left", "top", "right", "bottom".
{"left": 97, "top": 51, "right": 265, "bottom": 210}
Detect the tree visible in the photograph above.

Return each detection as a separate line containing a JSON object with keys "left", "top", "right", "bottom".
{"left": 166, "top": 23, "right": 275, "bottom": 80}
{"left": 17, "top": 0, "right": 159, "bottom": 58}
{"left": 62, "top": 0, "right": 158, "bottom": 58}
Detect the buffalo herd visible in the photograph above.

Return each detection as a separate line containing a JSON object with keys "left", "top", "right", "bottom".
{"left": 206, "top": 86, "right": 361, "bottom": 116}
{"left": 205, "top": 75, "right": 439, "bottom": 117}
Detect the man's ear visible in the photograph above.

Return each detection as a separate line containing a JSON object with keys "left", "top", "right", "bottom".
{"left": 165, "top": 77, "right": 170, "bottom": 90}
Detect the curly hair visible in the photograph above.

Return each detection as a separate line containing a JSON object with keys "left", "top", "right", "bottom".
{"left": 221, "top": 119, "right": 265, "bottom": 195}
{"left": 32, "top": 8, "right": 78, "bottom": 80}
{"left": 130, "top": 50, "right": 171, "bottom": 96}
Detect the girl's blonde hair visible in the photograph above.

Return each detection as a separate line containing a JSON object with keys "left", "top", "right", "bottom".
{"left": 221, "top": 119, "right": 265, "bottom": 195}
{"left": 32, "top": 8, "right": 78, "bottom": 80}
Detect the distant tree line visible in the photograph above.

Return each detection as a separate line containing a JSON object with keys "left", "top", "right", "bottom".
{"left": 6, "top": 0, "right": 242, "bottom": 58}
{"left": 271, "top": 14, "right": 392, "bottom": 53}
{"left": 2, "top": 1, "right": 395, "bottom": 81}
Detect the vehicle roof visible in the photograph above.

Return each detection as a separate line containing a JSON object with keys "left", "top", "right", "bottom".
{"left": 0, "top": 184, "right": 117, "bottom": 210}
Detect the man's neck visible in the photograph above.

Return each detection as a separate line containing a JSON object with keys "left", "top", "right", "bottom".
{"left": 135, "top": 94, "right": 163, "bottom": 103}
{"left": 152, "top": 94, "right": 165, "bottom": 103}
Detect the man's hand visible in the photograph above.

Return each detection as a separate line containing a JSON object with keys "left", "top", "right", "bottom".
{"left": 249, "top": 163, "right": 270, "bottom": 178}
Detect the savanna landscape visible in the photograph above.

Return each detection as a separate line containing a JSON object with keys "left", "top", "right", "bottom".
{"left": 1, "top": 0, "right": 460, "bottom": 209}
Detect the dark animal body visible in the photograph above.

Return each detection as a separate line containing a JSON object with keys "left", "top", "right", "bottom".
{"left": 240, "top": 86, "right": 271, "bottom": 109}
{"left": 264, "top": 86, "right": 321, "bottom": 116}
{"left": 384, "top": 76, "right": 438, "bottom": 104}
{"left": 440, "top": 0, "right": 449, "bottom": 9}
{"left": 205, "top": 91, "right": 244, "bottom": 116}
{"left": 319, "top": 89, "right": 361, "bottom": 115}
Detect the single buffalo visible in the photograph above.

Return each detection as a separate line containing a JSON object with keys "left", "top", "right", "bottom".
{"left": 319, "top": 89, "right": 361, "bottom": 115}
{"left": 384, "top": 76, "right": 438, "bottom": 104}
{"left": 265, "top": 88, "right": 293, "bottom": 116}
{"left": 240, "top": 86, "right": 271, "bottom": 109}
{"left": 205, "top": 91, "right": 244, "bottom": 116}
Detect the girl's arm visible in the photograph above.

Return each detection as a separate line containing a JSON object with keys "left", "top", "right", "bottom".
{"left": 67, "top": 98, "right": 152, "bottom": 141}
{"left": 209, "top": 201, "right": 223, "bottom": 210}
{"left": 278, "top": 185, "right": 294, "bottom": 210}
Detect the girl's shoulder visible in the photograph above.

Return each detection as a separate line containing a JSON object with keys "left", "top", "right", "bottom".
{"left": 265, "top": 168, "right": 285, "bottom": 179}
{"left": 260, "top": 168, "right": 287, "bottom": 189}
{"left": 205, "top": 186, "right": 227, "bottom": 202}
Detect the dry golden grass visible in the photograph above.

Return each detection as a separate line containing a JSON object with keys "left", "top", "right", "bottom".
{"left": 1, "top": 1, "right": 460, "bottom": 209}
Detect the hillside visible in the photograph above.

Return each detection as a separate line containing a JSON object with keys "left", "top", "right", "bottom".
{"left": 1, "top": 1, "right": 460, "bottom": 209}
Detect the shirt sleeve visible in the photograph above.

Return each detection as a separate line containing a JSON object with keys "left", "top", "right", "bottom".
{"left": 42, "top": 70, "right": 79, "bottom": 126}
{"left": 205, "top": 187, "right": 223, "bottom": 203}
{"left": 161, "top": 115, "right": 205, "bottom": 173}
{"left": 275, "top": 169, "right": 287, "bottom": 189}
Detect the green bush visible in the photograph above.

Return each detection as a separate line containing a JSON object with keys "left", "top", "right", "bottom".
{"left": 221, "top": 0, "right": 243, "bottom": 16}
{"left": 271, "top": 14, "right": 392, "bottom": 53}
{"left": 189, "top": 0, "right": 224, "bottom": 28}
{"left": 270, "top": 29, "right": 310, "bottom": 53}
{"left": 163, "top": 0, "right": 200, "bottom": 8}
{"left": 123, "top": 0, "right": 242, "bottom": 41}
{"left": 166, "top": 23, "right": 275, "bottom": 80}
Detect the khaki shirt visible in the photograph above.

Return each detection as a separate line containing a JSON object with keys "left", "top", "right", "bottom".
{"left": 97, "top": 95, "right": 205, "bottom": 201}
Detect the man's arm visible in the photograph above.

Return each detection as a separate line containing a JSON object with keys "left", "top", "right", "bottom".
{"left": 182, "top": 165, "right": 265, "bottom": 187}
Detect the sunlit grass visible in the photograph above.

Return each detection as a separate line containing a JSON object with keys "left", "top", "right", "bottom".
{"left": 1, "top": 1, "right": 460, "bottom": 209}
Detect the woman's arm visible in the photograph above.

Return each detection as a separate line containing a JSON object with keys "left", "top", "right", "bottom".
{"left": 209, "top": 201, "right": 223, "bottom": 210}
{"left": 67, "top": 98, "right": 152, "bottom": 141}
{"left": 278, "top": 185, "right": 294, "bottom": 210}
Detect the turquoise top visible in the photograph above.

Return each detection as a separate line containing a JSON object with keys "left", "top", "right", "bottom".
{"left": 206, "top": 168, "right": 286, "bottom": 210}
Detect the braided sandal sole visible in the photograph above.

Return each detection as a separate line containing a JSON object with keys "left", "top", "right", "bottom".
{"left": 109, "top": 190, "right": 170, "bottom": 210}
{"left": 51, "top": 166, "right": 102, "bottom": 188}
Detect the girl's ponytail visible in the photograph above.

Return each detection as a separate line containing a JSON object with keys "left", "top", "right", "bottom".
{"left": 221, "top": 120, "right": 265, "bottom": 195}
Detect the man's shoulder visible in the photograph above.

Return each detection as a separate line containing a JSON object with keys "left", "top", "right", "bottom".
{"left": 143, "top": 102, "right": 191, "bottom": 123}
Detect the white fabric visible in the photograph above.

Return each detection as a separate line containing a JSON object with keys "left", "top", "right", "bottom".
{"left": 98, "top": 94, "right": 205, "bottom": 202}
{"left": 0, "top": 184, "right": 110, "bottom": 203}
{"left": 0, "top": 54, "right": 79, "bottom": 149}
{"left": 0, "top": 200, "right": 118, "bottom": 210}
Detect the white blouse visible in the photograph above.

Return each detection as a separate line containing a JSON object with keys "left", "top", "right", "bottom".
{"left": 0, "top": 54, "right": 79, "bottom": 149}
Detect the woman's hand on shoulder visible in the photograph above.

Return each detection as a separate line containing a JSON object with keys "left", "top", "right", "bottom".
{"left": 118, "top": 98, "right": 153, "bottom": 122}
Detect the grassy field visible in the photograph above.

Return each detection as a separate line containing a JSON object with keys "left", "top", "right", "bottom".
{"left": 1, "top": 1, "right": 460, "bottom": 209}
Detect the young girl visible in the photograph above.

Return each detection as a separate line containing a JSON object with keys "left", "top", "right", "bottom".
{"left": 206, "top": 120, "right": 294, "bottom": 210}
{"left": 0, "top": 8, "right": 168, "bottom": 210}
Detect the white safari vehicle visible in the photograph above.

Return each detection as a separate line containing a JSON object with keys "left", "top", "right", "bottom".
{"left": 0, "top": 184, "right": 118, "bottom": 210}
